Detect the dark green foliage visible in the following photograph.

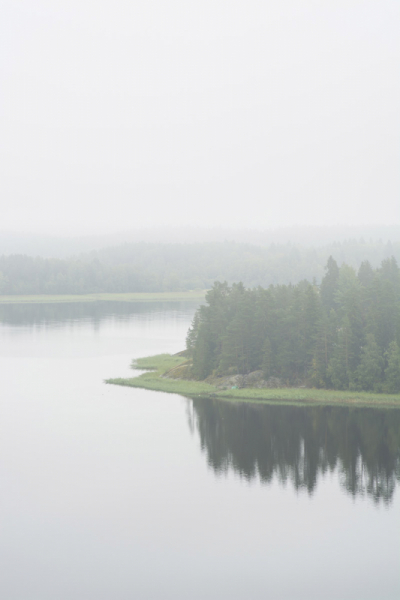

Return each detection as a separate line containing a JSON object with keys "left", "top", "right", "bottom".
{"left": 320, "top": 256, "right": 339, "bottom": 311}
{"left": 384, "top": 342, "right": 400, "bottom": 393}
{"left": 261, "top": 337, "right": 272, "bottom": 378}
{"left": 186, "top": 311, "right": 200, "bottom": 355}
{"left": 188, "top": 258, "right": 400, "bottom": 393}
{"left": 328, "top": 317, "right": 352, "bottom": 390}
{"left": 352, "top": 334, "right": 384, "bottom": 392}
{"left": 358, "top": 260, "right": 375, "bottom": 288}
{"left": 311, "top": 311, "right": 334, "bottom": 387}
{"left": 334, "top": 266, "right": 364, "bottom": 372}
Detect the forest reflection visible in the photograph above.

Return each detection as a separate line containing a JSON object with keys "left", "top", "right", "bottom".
{"left": 0, "top": 301, "right": 198, "bottom": 327}
{"left": 188, "top": 399, "right": 400, "bottom": 504}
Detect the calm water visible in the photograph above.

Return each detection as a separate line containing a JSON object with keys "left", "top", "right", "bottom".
{"left": 0, "top": 302, "right": 399, "bottom": 600}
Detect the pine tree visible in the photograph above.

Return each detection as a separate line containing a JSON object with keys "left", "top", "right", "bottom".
{"left": 303, "top": 282, "right": 320, "bottom": 373}
{"left": 261, "top": 337, "right": 272, "bottom": 378}
{"left": 311, "top": 309, "right": 336, "bottom": 388}
{"left": 334, "top": 265, "right": 364, "bottom": 372}
{"left": 192, "top": 323, "right": 214, "bottom": 379}
{"left": 186, "top": 311, "right": 200, "bottom": 354}
{"left": 218, "top": 291, "right": 254, "bottom": 374}
{"left": 320, "top": 256, "right": 339, "bottom": 312}
{"left": 327, "top": 316, "right": 352, "bottom": 389}
{"left": 358, "top": 260, "right": 375, "bottom": 288}
{"left": 352, "top": 334, "right": 383, "bottom": 391}
{"left": 384, "top": 341, "right": 400, "bottom": 393}
{"left": 379, "top": 257, "right": 400, "bottom": 294}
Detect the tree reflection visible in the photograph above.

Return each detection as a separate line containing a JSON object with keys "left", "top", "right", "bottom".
{"left": 187, "top": 399, "right": 400, "bottom": 503}
{"left": 0, "top": 301, "right": 197, "bottom": 326}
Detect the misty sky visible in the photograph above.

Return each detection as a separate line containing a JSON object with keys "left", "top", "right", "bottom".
{"left": 1, "top": 1, "right": 399, "bottom": 235}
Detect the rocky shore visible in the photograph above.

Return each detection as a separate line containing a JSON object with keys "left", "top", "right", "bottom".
{"left": 163, "top": 358, "right": 303, "bottom": 390}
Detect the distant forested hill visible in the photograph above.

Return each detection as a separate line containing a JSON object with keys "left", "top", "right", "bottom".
{"left": 0, "top": 239, "right": 399, "bottom": 294}
{"left": 186, "top": 257, "right": 400, "bottom": 393}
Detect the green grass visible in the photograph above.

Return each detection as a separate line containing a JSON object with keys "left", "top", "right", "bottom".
{"left": 107, "top": 354, "right": 215, "bottom": 396}
{"left": 106, "top": 353, "right": 400, "bottom": 408}
{"left": 215, "top": 386, "right": 400, "bottom": 407}
{"left": 0, "top": 291, "right": 207, "bottom": 304}
{"left": 133, "top": 354, "right": 189, "bottom": 371}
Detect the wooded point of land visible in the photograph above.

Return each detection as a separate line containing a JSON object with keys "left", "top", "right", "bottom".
{"left": 186, "top": 257, "right": 400, "bottom": 394}
{"left": 106, "top": 353, "right": 400, "bottom": 407}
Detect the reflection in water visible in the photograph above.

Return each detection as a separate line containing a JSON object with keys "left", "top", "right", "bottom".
{"left": 188, "top": 398, "right": 400, "bottom": 503}
{"left": 0, "top": 301, "right": 199, "bottom": 328}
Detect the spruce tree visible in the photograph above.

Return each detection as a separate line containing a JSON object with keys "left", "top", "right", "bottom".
{"left": 311, "top": 310, "right": 336, "bottom": 388}
{"left": 358, "top": 260, "right": 375, "bottom": 288}
{"left": 384, "top": 341, "right": 400, "bottom": 393}
{"left": 186, "top": 312, "right": 200, "bottom": 354}
{"left": 218, "top": 290, "right": 254, "bottom": 374}
{"left": 352, "top": 334, "right": 383, "bottom": 391}
{"left": 261, "top": 337, "right": 272, "bottom": 378}
{"left": 320, "top": 256, "right": 339, "bottom": 312}
{"left": 327, "top": 318, "right": 351, "bottom": 390}
{"left": 334, "top": 265, "right": 364, "bottom": 372}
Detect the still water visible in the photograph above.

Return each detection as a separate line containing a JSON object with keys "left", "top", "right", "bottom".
{"left": 0, "top": 302, "right": 399, "bottom": 600}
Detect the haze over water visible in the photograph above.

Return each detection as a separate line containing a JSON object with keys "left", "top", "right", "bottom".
{"left": 0, "top": 302, "right": 399, "bottom": 599}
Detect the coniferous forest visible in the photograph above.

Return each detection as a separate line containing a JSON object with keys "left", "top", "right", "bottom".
{"left": 0, "top": 239, "right": 399, "bottom": 294}
{"left": 186, "top": 257, "right": 400, "bottom": 393}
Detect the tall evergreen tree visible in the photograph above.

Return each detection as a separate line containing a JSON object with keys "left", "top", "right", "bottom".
{"left": 328, "top": 316, "right": 351, "bottom": 389}
{"left": 218, "top": 291, "right": 255, "bottom": 374}
{"left": 320, "top": 256, "right": 339, "bottom": 312}
{"left": 384, "top": 342, "right": 400, "bottom": 393}
{"left": 334, "top": 265, "right": 364, "bottom": 372}
{"left": 186, "top": 311, "right": 200, "bottom": 354}
{"left": 311, "top": 309, "right": 336, "bottom": 388}
{"left": 192, "top": 318, "right": 215, "bottom": 380}
{"left": 352, "top": 334, "right": 384, "bottom": 392}
{"left": 358, "top": 260, "right": 375, "bottom": 288}
{"left": 261, "top": 337, "right": 272, "bottom": 378}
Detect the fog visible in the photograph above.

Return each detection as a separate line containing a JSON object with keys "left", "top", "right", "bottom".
{"left": 1, "top": 225, "right": 400, "bottom": 259}
{"left": 1, "top": 1, "right": 399, "bottom": 236}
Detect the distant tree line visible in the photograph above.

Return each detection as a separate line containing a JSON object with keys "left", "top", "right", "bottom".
{"left": 186, "top": 257, "right": 400, "bottom": 393}
{"left": 0, "top": 239, "right": 399, "bottom": 294}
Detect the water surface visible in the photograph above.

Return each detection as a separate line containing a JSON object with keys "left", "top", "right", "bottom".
{"left": 0, "top": 302, "right": 399, "bottom": 599}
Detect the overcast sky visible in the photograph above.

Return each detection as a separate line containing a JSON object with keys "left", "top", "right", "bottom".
{"left": 1, "top": 1, "right": 399, "bottom": 235}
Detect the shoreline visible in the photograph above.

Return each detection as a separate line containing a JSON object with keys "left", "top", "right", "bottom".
{"left": 106, "top": 354, "right": 400, "bottom": 409}
{"left": 0, "top": 291, "right": 207, "bottom": 304}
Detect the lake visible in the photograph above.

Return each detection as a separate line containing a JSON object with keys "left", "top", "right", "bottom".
{"left": 0, "top": 301, "right": 399, "bottom": 599}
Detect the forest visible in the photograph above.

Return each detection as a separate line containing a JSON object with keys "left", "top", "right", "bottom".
{"left": 186, "top": 257, "right": 400, "bottom": 393}
{"left": 0, "top": 239, "right": 399, "bottom": 294}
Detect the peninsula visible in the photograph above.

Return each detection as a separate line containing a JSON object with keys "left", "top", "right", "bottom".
{"left": 106, "top": 353, "right": 400, "bottom": 408}
{"left": 107, "top": 257, "right": 400, "bottom": 407}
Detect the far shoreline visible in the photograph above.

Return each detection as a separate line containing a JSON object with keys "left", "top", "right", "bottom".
{"left": 106, "top": 354, "right": 400, "bottom": 409}
{"left": 0, "top": 291, "right": 207, "bottom": 304}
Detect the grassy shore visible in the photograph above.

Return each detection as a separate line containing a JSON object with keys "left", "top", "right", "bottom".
{"left": 0, "top": 291, "right": 207, "bottom": 304}
{"left": 106, "top": 353, "right": 400, "bottom": 408}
